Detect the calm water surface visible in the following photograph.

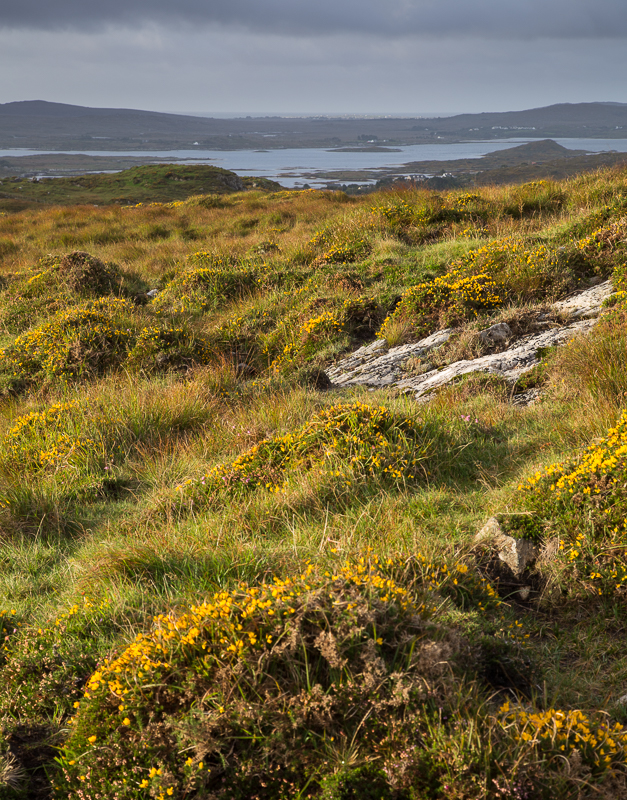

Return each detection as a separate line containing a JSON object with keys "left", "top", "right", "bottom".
{"left": 3, "top": 138, "right": 627, "bottom": 188}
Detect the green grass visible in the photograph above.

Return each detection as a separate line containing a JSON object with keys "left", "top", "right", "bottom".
{"left": 0, "top": 168, "right": 626, "bottom": 798}
{"left": 0, "top": 164, "right": 281, "bottom": 208}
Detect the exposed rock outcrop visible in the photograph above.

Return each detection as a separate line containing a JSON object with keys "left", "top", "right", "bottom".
{"left": 325, "top": 280, "right": 615, "bottom": 402}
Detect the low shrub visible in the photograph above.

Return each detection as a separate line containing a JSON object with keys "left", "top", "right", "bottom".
{"left": 516, "top": 407, "right": 627, "bottom": 596}
{"left": 126, "top": 326, "right": 212, "bottom": 373}
{"left": 173, "top": 402, "right": 432, "bottom": 514}
{"left": 0, "top": 251, "right": 133, "bottom": 333}
{"left": 0, "top": 298, "right": 138, "bottom": 391}
{"left": 450, "top": 237, "right": 576, "bottom": 302}
{"left": 152, "top": 253, "right": 260, "bottom": 315}
{"left": 0, "top": 597, "right": 115, "bottom": 724}
{"left": 377, "top": 271, "right": 502, "bottom": 343}
{"left": 53, "top": 554, "right": 468, "bottom": 800}
{"left": 500, "top": 702, "right": 627, "bottom": 778}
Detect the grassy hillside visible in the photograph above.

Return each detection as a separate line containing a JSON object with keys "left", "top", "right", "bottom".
{"left": 0, "top": 170, "right": 626, "bottom": 798}
{"left": 0, "top": 164, "right": 281, "bottom": 208}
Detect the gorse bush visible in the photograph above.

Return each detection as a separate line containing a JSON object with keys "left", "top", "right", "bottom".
{"left": 500, "top": 702, "right": 627, "bottom": 778}
{"left": 126, "top": 325, "right": 212, "bottom": 373}
{"left": 0, "top": 597, "right": 115, "bottom": 724}
{"left": 0, "top": 250, "right": 132, "bottom": 333}
{"left": 0, "top": 297, "right": 137, "bottom": 390}
{"left": 152, "top": 254, "right": 261, "bottom": 315}
{"left": 378, "top": 270, "right": 503, "bottom": 343}
{"left": 173, "top": 402, "right": 432, "bottom": 514}
{"left": 516, "top": 407, "right": 627, "bottom": 596}
{"left": 1, "top": 400, "right": 107, "bottom": 474}
{"left": 53, "top": 553, "right": 490, "bottom": 800}
{"left": 449, "top": 236, "right": 578, "bottom": 301}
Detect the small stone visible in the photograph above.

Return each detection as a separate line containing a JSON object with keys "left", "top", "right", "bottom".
{"left": 146, "top": 289, "right": 159, "bottom": 298}
{"left": 617, "top": 694, "right": 627, "bottom": 706}
{"left": 478, "top": 322, "right": 511, "bottom": 346}
{"left": 518, "top": 586, "right": 531, "bottom": 601}
{"left": 235, "top": 363, "right": 255, "bottom": 377}
{"left": 474, "top": 517, "right": 538, "bottom": 578}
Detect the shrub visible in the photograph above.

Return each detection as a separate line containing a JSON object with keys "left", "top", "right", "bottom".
{"left": 1, "top": 400, "right": 106, "bottom": 474}
{"left": 371, "top": 194, "right": 457, "bottom": 244}
{"left": 0, "top": 597, "right": 115, "bottom": 724}
{"left": 449, "top": 237, "right": 576, "bottom": 302}
{"left": 500, "top": 702, "right": 627, "bottom": 778}
{"left": 0, "top": 298, "right": 137, "bottom": 390}
{"left": 173, "top": 402, "right": 432, "bottom": 514}
{"left": 0, "top": 251, "right": 131, "bottom": 333}
{"left": 308, "top": 220, "right": 373, "bottom": 264}
{"left": 126, "top": 326, "right": 212, "bottom": 373}
{"left": 152, "top": 254, "right": 260, "bottom": 315}
{"left": 377, "top": 271, "right": 502, "bottom": 343}
{"left": 269, "top": 310, "right": 345, "bottom": 372}
{"left": 53, "top": 555, "right": 457, "bottom": 800}
{"left": 516, "top": 407, "right": 627, "bottom": 596}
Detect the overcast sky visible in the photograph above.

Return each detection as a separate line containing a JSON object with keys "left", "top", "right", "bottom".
{"left": 1, "top": 0, "right": 626, "bottom": 115}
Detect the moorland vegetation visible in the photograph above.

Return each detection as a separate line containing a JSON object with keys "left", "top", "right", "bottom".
{"left": 0, "top": 166, "right": 626, "bottom": 798}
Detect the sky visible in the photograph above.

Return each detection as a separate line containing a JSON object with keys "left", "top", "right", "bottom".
{"left": 1, "top": 0, "right": 626, "bottom": 116}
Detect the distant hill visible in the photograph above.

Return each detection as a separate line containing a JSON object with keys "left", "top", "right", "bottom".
{"left": 0, "top": 163, "right": 282, "bottom": 208}
{"left": 1, "top": 100, "right": 627, "bottom": 151}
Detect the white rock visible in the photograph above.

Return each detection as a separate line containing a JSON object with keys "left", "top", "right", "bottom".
{"left": 324, "top": 280, "right": 617, "bottom": 398}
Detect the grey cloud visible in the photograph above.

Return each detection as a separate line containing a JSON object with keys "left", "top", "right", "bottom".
{"left": 1, "top": 0, "right": 626, "bottom": 38}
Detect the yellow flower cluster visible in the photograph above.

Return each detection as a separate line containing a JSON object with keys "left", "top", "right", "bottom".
{"left": 453, "top": 192, "right": 483, "bottom": 209}
{"left": 576, "top": 216, "right": 627, "bottom": 253}
{"left": 520, "top": 408, "right": 627, "bottom": 497}
{"left": 269, "top": 310, "right": 344, "bottom": 371}
{"left": 377, "top": 269, "right": 502, "bottom": 341}
{"left": 500, "top": 703, "right": 627, "bottom": 774}
{"left": 0, "top": 298, "right": 134, "bottom": 382}
{"left": 153, "top": 259, "right": 260, "bottom": 315}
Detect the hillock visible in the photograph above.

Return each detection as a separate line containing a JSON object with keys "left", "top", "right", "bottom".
{"left": 0, "top": 169, "right": 626, "bottom": 798}
{"left": 0, "top": 163, "right": 281, "bottom": 208}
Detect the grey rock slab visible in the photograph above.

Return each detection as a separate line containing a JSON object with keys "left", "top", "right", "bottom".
{"left": 324, "top": 280, "right": 616, "bottom": 396}
{"left": 326, "top": 328, "right": 453, "bottom": 387}
{"left": 398, "top": 319, "right": 595, "bottom": 399}
{"left": 478, "top": 322, "right": 511, "bottom": 346}
{"left": 552, "top": 279, "right": 615, "bottom": 320}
